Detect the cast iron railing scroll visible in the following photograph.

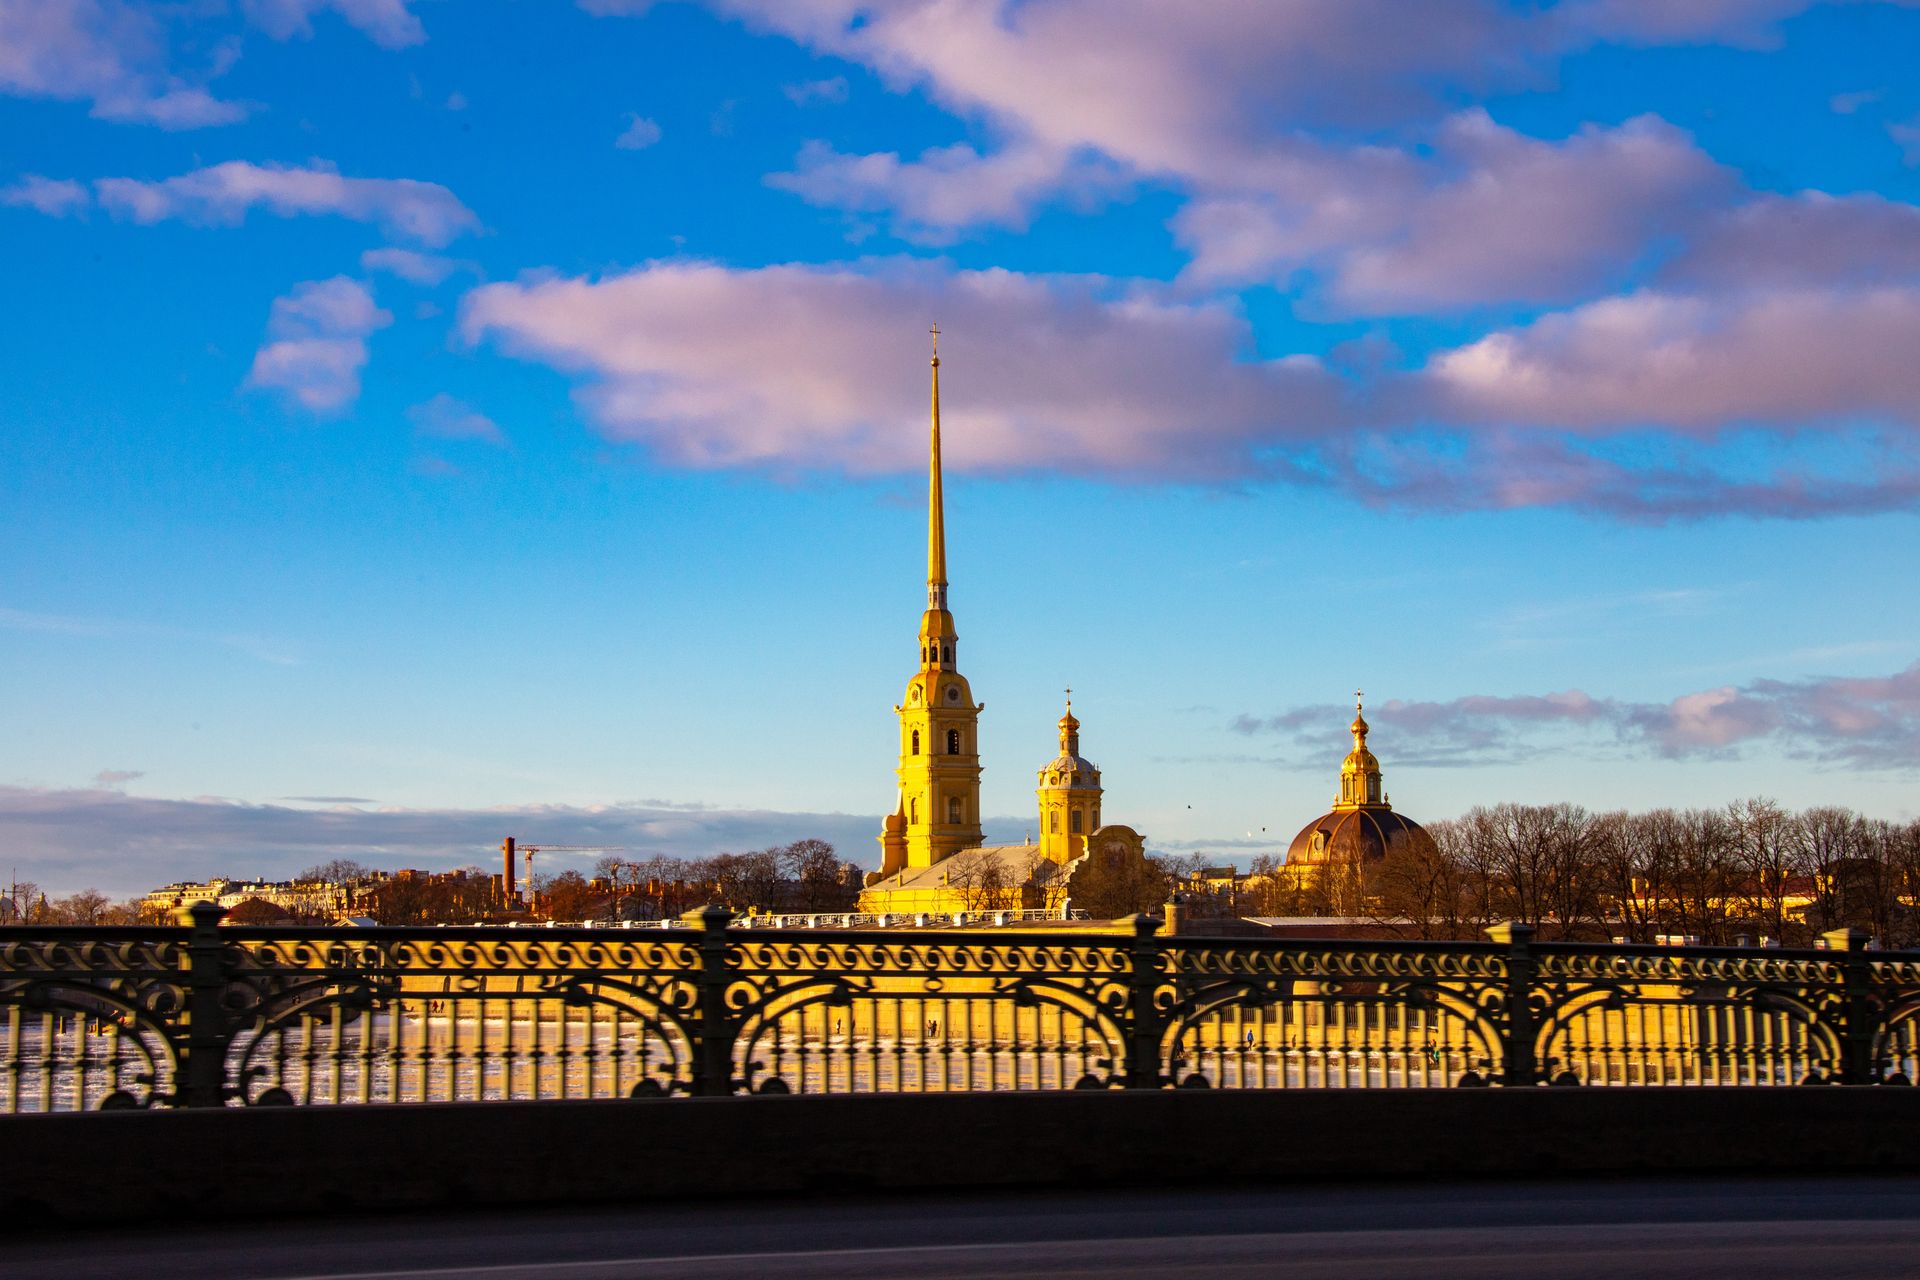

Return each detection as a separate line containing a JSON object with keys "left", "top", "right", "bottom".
{"left": 6, "top": 906, "right": 1920, "bottom": 1109}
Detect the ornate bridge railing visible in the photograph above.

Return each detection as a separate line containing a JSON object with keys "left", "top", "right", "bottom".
{"left": 2, "top": 905, "right": 1915, "bottom": 1110}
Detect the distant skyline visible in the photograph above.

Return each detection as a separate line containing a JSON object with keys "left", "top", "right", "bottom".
{"left": 3, "top": 0, "right": 1918, "bottom": 898}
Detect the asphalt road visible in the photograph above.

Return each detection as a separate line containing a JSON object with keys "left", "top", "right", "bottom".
{"left": 11, "top": 1177, "right": 1920, "bottom": 1279}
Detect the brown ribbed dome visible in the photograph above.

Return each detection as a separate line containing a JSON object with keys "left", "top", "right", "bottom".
{"left": 1285, "top": 807, "right": 1428, "bottom": 866}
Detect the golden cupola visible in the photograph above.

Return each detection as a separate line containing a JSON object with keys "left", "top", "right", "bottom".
{"left": 1036, "top": 695, "right": 1102, "bottom": 864}
{"left": 1338, "top": 692, "right": 1384, "bottom": 809}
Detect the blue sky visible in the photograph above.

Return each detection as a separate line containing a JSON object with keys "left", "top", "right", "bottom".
{"left": 3, "top": 0, "right": 1919, "bottom": 897}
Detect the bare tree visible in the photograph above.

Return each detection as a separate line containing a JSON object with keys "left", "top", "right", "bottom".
{"left": 1371, "top": 827, "right": 1467, "bottom": 939}
{"left": 942, "top": 849, "right": 1020, "bottom": 912}
{"left": 1729, "top": 797, "right": 1797, "bottom": 941}
{"left": 297, "top": 859, "right": 375, "bottom": 885}
{"left": 781, "top": 839, "right": 855, "bottom": 912}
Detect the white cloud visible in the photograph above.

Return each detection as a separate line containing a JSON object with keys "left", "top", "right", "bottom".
{"left": 1830, "top": 87, "right": 1884, "bottom": 115}
{"left": 460, "top": 257, "right": 1339, "bottom": 476}
{"left": 614, "top": 113, "right": 663, "bottom": 150}
{"left": 242, "top": 0, "right": 426, "bottom": 49}
{"left": 360, "top": 247, "right": 472, "bottom": 285}
{"left": 1314, "top": 429, "right": 1920, "bottom": 522}
{"left": 450, "top": 251, "right": 1920, "bottom": 517}
{"left": 1553, "top": 0, "right": 1816, "bottom": 45}
{"left": 1, "top": 174, "right": 89, "bottom": 216}
{"left": 662, "top": 0, "right": 1851, "bottom": 189}
{"left": 1425, "top": 285, "right": 1920, "bottom": 431}
{"left": 1891, "top": 117, "right": 1920, "bottom": 167}
{"left": 767, "top": 138, "right": 1124, "bottom": 241}
{"left": 708, "top": 0, "right": 1535, "bottom": 179}
{"left": 246, "top": 277, "right": 393, "bottom": 414}
{"left": 783, "top": 75, "right": 848, "bottom": 105}
{"left": 93, "top": 161, "right": 480, "bottom": 246}
{"left": 573, "top": 1, "right": 1920, "bottom": 327}
{"left": 1238, "top": 658, "right": 1920, "bottom": 767}
{"left": 0, "top": 786, "right": 884, "bottom": 899}
{"left": 408, "top": 393, "right": 506, "bottom": 445}
{"left": 0, "top": 0, "right": 246, "bottom": 127}
{"left": 1175, "top": 112, "right": 1730, "bottom": 312}
{"left": 1663, "top": 192, "right": 1920, "bottom": 289}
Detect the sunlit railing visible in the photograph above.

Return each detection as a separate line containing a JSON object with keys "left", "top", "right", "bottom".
{"left": 2, "top": 905, "right": 1914, "bottom": 1110}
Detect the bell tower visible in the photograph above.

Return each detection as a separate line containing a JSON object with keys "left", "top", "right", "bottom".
{"left": 1036, "top": 694, "right": 1102, "bottom": 864}
{"left": 878, "top": 328, "right": 984, "bottom": 877}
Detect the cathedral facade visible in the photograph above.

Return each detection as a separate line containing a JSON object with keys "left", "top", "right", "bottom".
{"left": 858, "top": 342, "right": 1145, "bottom": 918}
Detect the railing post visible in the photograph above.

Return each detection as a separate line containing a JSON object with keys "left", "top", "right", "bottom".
{"left": 1823, "top": 926, "right": 1875, "bottom": 1085}
{"left": 175, "top": 900, "right": 230, "bottom": 1108}
{"left": 1121, "top": 912, "right": 1165, "bottom": 1089}
{"left": 685, "top": 905, "right": 738, "bottom": 1096}
{"left": 1485, "top": 922, "right": 1537, "bottom": 1087}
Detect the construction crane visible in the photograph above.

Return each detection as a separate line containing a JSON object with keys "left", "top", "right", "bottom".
{"left": 499, "top": 838, "right": 628, "bottom": 907}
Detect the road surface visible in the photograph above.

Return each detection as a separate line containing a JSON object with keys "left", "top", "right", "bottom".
{"left": 9, "top": 1176, "right": 1920, "bottom": 1278}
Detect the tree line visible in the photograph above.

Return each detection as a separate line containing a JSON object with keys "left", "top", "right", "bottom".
{"left": 14, "top": 800, "right": 1920, "bottom": 942}
{"left": 0, "top": 886, "right": 144, "bottom": 925}
{"left": 1220, "top": 799, "right": 1920, "bottom": 946}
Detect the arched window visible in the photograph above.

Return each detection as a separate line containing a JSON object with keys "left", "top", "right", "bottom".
{"left": 910, "top": 799, "right": 919, "bottom": 824}
{"left": 911, "top": 730, "right": 921, "bottom": 754}
{"left": 1070, "top": 810, "right": 1083, "bottom": 833}
{"left": 946, "top": 729, "right": 960, "bottom": 755}
{"left": 1050, "top": 812, "right": 1059, "bottom": 833}
{"left": 947, "top": 796, "right": 961, "bottom": 823}
{"left": 943, "top": 645, "right": 952, "bottom": 663}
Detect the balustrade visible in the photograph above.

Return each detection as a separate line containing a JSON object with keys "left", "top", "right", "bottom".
{"left": 1, "top": 904, "right": 1914, "bottom": 1109}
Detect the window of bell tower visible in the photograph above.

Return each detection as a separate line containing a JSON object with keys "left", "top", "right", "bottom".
{"left": 912, "top": 730, "right": 921, "bottom": 754}
{"left": 948, "top": 796, "right": 961, "bottom": 824}
{"left": 1070, "top": 810, "right": 1083, "bottom": 833}
{"left": 1050, "top": 812, "right": 1059, "bottom": 833}
{"left": 946, "top": 729, "right": 960, "bottom": 754}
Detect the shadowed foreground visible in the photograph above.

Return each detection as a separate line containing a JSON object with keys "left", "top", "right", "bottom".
{"left": 8, "top": 1178, "right": 1920, "bottom": 1280}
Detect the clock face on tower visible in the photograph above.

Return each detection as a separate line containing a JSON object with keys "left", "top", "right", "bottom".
{"left": 945, "top": 685, "right": 960, "bottom": 703}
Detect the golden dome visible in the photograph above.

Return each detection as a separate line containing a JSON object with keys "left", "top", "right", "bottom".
{"left": 1285, "top": 807, "right": 1428, "bottom": 866}
{"left": 1285, "top": 691, "right": 1425, "bottom": 865}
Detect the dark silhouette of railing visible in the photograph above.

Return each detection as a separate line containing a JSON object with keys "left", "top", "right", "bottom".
{"left": 4, "top": 903, "right": 1917, "bottom": 1110}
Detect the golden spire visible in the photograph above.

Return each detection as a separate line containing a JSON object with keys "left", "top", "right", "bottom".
{"left": 927, "top": 324, "right": 946, "bottom": 604}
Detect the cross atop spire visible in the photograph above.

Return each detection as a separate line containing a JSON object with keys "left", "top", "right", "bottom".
{"left": 930, "top": 322, "right": 940, "bottom": 365}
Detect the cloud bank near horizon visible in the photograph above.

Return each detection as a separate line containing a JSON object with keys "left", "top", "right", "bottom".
{"left": 1237, "top": 659, "right": 1920, "bottom": 768}
{"left": 0, "top": 789, "right": 892, "bottom": 901}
